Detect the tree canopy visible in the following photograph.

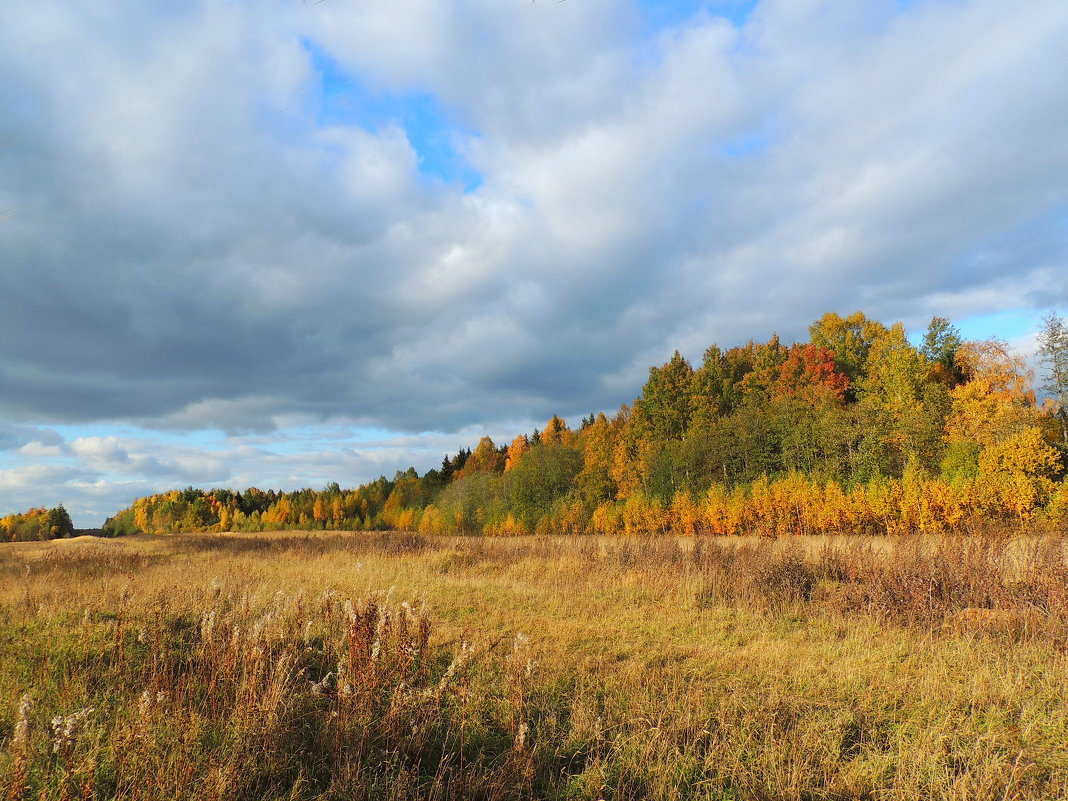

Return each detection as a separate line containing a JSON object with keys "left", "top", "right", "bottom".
{"left": 86, "top": 310, "right": 1068, "bottom": 539}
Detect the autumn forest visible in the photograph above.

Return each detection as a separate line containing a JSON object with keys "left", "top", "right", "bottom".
{"left": 16, "top": 310, "right": 1046, "bottom": 542}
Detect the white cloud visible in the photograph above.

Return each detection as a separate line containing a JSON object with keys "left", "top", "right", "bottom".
{"left": 1, "top": 0, "right": 1066, "bottom": 523}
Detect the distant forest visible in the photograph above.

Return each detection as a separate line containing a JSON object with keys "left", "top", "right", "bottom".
{"left": 0, "top": 505, "right": 74, "bottom": 542}
{"left": 9, "top": 310, "right": 1068, "bottom": 541}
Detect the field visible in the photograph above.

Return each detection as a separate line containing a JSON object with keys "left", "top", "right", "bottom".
{"left": 2, "top": 532, "right": 1068, "bottom": 800}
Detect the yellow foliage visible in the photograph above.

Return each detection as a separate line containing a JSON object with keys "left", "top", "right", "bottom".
{"left": 769, "top": 472, "right": 817, "bottom": 536}
{"left": 392, "top": 507, "right": 416, "bottom": 531}
{"left": 861, "top": 479, "right": 905, "bottom": 535}
{"left": 972, "top": 427, "right": 1062, "bottom": 520}
{"left": 978, "top": 427, "right": 1061, "bottom": 480}
{"left": 134, "top": 498, "right": 151, "bottom": 533}
{"left": 946, "top": 339, "right": 1037, "bottom": 447}
{"left": 1044, "top": 481, "right": 1068, "bottom": 524}
{"left": 417, "top": 505, "right": 445, "bottom": 536}
{"left": 622, "top": 492, "right": 669, "bottom": 535}
{"left": 590, "top": 501, "right": 624, "bottom": 535}
{"left": 504, "top": 435, "right": 529, "bottom": 472}
{"left": 748, "top": 475, "right": 775, "bottom": 534}
{"left": 670, "top": 491, "right": 703, "bottom": 537}
{"left": 541, "top": 415, "right": 575, "bottom": 448}
{"left": 702, "top": 484, "right": 732, "bottom": 536}
{"left": 489, "top": 514, "right": 527, "bottom": 536}
{"left": 557, "top": 498, "right": 588, "bottom": 535}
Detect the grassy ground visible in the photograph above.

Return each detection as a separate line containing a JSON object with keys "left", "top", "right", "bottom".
{"left": 2, "top": 531, "right": 1068, "bottom": 800}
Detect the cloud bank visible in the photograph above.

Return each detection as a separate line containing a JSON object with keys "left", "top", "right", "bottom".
{"left": 1, "top": 0, "right": 1066, "bottom": 523}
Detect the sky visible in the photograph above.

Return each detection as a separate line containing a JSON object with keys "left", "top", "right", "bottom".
{"left": 1, "top": 0, "right": 1067, "bottom": 527}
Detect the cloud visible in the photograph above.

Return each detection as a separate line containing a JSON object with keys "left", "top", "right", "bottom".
{"left": 1, "top": 0, "right": 1066, "bottom": 522}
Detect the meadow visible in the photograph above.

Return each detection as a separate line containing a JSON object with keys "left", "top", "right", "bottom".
{"left": 2, "top": 531, "right": 1068, "bottom": 800}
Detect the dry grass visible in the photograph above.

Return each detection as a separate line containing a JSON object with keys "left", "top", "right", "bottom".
{"left": 2, "top": 531, "right": 1068, "bottom": 800}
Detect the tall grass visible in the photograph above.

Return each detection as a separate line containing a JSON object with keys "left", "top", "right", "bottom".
{"left": 2, "top": 532, "right": 1068, "bottom": 800}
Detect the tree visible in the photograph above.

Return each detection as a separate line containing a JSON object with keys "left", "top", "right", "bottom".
{"left": 705, "top": 401, "right": 780, "bottom": 485}
{"left": 1038, "top": 311, "right": 1068, "bottom": 444}
{"left": 921, "top": 316, "right": 964, "bottom": 387}
{"left": 808, "top": 311, "right": 888, "bottom": 394}
{"left": 857, "top": 323, "right": 930, "bottom": 470}
{"left": 738, "top": 336, "right": 789, "bottom": 400}
{"left": 773, "top": 343, "right": 850, "bottom": 404}
{"left": 504, "top": 435, "right": 530, "bottom": 472}
{"left": 541, "top": 415, "right": 574, "bottom": 447}
{"left": 638, "top": 352, "right": 695, "bottom": 440}
{"left": 44, "top": 506, "right": 74, "bottom": 539}
{"left": 945, "top": 338, "right": 1036, "bottom": 447}
{"left": 690, "top": 344, "right": 754, "bottom": 428}
{"left": 508, "top": 443, "right": 582, "bottom": 531}
{"left": 576, "top": 412, "right": 617, "bottom": 505}
{"left": 458, "top": 436, "right": 505, "bottom": 476}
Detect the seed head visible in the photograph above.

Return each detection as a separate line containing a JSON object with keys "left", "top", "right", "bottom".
{"left": 50, "top": 707, "right": 94, "bottom": 754}
{"left": 13, "top": 694, "right": 32, "bottom": 749}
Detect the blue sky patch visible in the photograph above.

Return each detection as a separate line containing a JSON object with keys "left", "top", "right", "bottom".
{"left": 638, "top": 0, "right": 758, "bottom": 30}
{"left": 721, "top": 131, "right": 773, "bottom": 158}
{"left": 302, "top": 38, "right": 483, "bottom": 192}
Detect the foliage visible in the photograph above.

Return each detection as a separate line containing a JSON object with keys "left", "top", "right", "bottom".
{"left": 96, "top": 311, "right": 1067, "bottom": 538}
{"left": 0, "top": 506, "right": 74, "bottom": 542}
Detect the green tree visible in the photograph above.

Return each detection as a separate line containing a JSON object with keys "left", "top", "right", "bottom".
{"left": 44, "top": 505, "right": 74, "bottom": 539}
{"left": 738, "top": 336, "right": 789, "bottom": 400}
{"left": 690, "top": 344, "right": 754, "bottom": 428}
{"left": 509, "top": 443, "right": 583, "bottom": 530}
{"left": 638, "top": 351, "right": 695, "bottom": 441}
{"left": 921, "top": 316, "right": 964, "bottom": 387}
{"left": 1038, "top": 311, "right": 1068, "bottom": 444}
{"left": 858, "top": 322, "right": 934, "bottom": 472}
{"left": 706, "top": 402, "right": 780, "bottom": 486}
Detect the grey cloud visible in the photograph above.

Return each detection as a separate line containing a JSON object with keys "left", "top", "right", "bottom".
{"left": 1, "top": 0, "right": 1066, "bottom": 447}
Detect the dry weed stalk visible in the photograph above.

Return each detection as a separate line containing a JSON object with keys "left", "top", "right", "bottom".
{"left": 4, "top": 694, "right": 32, "bottom": 801}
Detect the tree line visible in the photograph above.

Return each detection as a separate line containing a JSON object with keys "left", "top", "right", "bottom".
{"left": 23, "top": 309, "right": 1068, "bottom": 540}
{"left": 0, "top": 506, "right": 74, "bottom": 542}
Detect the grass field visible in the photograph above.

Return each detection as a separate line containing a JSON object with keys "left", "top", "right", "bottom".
{"left": 2, "top": 531, "right": 1068, "bottom": 800}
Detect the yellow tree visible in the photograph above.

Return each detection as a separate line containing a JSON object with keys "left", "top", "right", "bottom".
{"left": 504, "top": 435, "right": 530, "bottom": 472}
{"left": 541, "top": 415, "right": 575, "bottom": 448}
{"left": 975, "top": 427, "right": 1061, "bottom": 519}
{"left": 610, "top": 404, "right": 658, "bottom": 499}
{"left": 576, "top": 412, "right": 617, "bottom": 505}
{"left": 458, "top": 436, "right": 505, "bottom": 477}
{"left": 134, "top": 497, "right": 151, "bottom": 533}
{"left": 944, "top": 339, "right": 1036, "bottom": 448}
